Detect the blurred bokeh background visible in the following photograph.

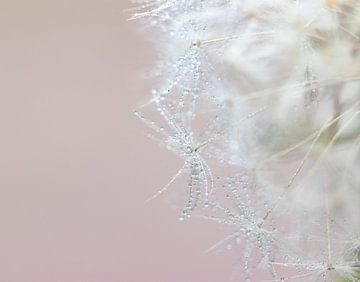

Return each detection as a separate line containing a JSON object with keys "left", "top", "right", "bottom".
{"left": 0, "top": 1, "right": 234, "bottom": 281}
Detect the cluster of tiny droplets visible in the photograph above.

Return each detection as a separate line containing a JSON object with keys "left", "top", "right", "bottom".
{"left": 132, "top": 0, "right": 360, "bottom": 280}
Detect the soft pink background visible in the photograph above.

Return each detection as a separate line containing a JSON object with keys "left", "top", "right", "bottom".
{"left": 0, "top": 1, "right": 234, "bottom": 282}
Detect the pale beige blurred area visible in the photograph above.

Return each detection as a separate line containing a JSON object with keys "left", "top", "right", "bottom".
{"left": 0, "top": 1, "right": 233, "bottom": 281}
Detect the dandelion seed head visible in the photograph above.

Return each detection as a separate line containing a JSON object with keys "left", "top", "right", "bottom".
{"left": 133, "top": 0, "right": 360, "bottom": 280}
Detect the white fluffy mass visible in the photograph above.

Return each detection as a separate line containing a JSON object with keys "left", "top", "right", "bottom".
{"left": 132, "top": 0, "right": 360, "bottom": 280}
